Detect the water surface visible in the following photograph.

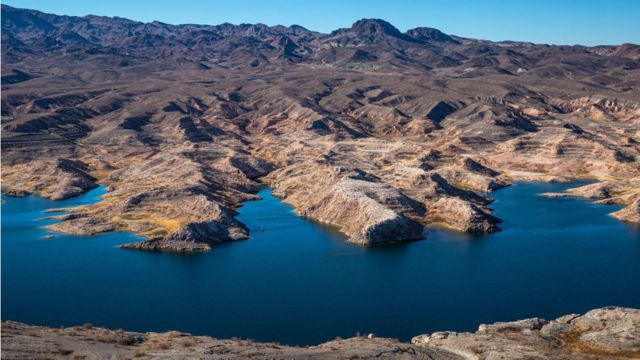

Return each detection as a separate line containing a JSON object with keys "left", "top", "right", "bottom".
{"left": 2, "top": 181, "right": 639, "bottom": 345}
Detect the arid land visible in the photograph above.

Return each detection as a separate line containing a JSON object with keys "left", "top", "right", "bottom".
{"left": 2, "top": 307, "right": 640, "bottom": 359}
{"left": 2, "top": 5, "right": 640, "bottom": 359}
{"left": 3, "top": 6, "right": 639, "bottom": 250}
{"left": 2, "top": 5, "right": 640, "bottom": 250}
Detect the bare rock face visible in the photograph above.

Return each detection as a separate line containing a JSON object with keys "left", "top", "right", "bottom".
{"left": 118, "top": 192, "right": 251, "bottom": 251}
{"left": 46, "top": 215, "right": 117, "bottom": 235}
{"left": 1, "top": 158, "right": 97, "bottom": 200}
{"left": 412, "top": 307, "right": 640, "bottom": 360}
{"left": 462, "top": 158, "right": 500, "bottom": 177}
{"left": 0, "top": 321, "right": 463, "bottom": 360}
{"left": 611, "top": 198, "right": 640, "bottom": 224}
{"left": 301, "top": 178, "right": 425, "bottom": 245}
{"left": 428, "top": 197, "right": 501, "bottom": 232}
{"left": 37, "top": 151, "right": 267, "bottom": 251}
{"left": 268, "top": 162, "right": 425, "bottom": 244}
{"left": 565, "top": 307, "right": 640, "bottom": 356}
{"left": 121, "top": 220, "right": 248, "bottom": 252}
{"left": 3, "top": 307, "right": 638, "bottom": 359}
{"left": 435, "top": 165, "right": 506, "bottom": 193}
{"left": 542, "top": 177, "right": 640, "bottom": 224}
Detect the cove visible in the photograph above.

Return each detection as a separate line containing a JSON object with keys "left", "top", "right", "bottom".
{"left": 2, "top": 181, "right": 640, "bottom": 346}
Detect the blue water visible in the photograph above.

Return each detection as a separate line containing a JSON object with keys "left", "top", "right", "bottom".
{"left": 2, "top": 181, "right": 640, "bottom": 345}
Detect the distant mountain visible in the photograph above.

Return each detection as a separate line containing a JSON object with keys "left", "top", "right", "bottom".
{"left": 3, "top": 4, "right": 638, "bottom": 72}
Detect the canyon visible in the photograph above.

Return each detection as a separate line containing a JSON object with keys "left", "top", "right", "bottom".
{"left": 2, "top": 5, "right": 640, "bottom": 359}
{"left": 2, "top": 5, "right": 639, "bottom": 251}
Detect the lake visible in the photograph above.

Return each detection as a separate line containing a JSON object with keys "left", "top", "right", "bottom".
{"left": 2, "top": 181, "right": 639, "bottom": 345}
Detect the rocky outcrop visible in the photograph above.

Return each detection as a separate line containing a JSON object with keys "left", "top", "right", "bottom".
{"left": 1, "top": 158, "right": 97, "bottom": 200}
{"left": 435, "top": 165, "right": 506, "bottom": 193}
{"left": 3, "top": 307, "right": 639, "bottom": 359}
{"left": 45, "top": 215, "right": 117, "bottom": 235}
{"left": 121, "top": 220, "right": 248, "bottom": 252}
{"left": 0, "top": 321, "right": 462, "bottom": 360}
{"left": 412, "top": 307, "right": 640, "bottom": 359}
{"left": 541, "top": 177, "right": 640, "bottom": 224}
{"left": 428, "top": 197, "right": 501, "bottom": 232}
{"left": 35, "top": 151, "right": 268, "bottom": 251}
{"left": 462, "top": 158, "right": 500, "bottom": 177}
{"left": 611, "top": 198, "right": 640, "bottom": 224}
{"left": 300, "top": 178, "right": 425, "bottom": 245}
{"left": 268, "top": 163, "right": 426, "bottom": 245}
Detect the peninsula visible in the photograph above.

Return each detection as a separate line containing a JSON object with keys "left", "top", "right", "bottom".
{"left": 2, "top": 5, "right": 639, "bottom": 251}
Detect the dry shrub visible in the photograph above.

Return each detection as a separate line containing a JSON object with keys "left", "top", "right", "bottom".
{"left": 181, "top": 339, "right": 196, "bottom": 348}
{"left": 142, "top": 340, "right": 170, "bottom": 350}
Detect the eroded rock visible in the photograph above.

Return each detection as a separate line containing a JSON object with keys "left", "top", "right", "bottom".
{"left": 412, "top": 307, "right": 640, "bottom": 360}
{"left": 1, "top": 158, "right": 97, "bottom": 200}
{"left": 2, "top": 7, "right": 639, "bottom": 251}
{"left": 300, "top": 178, "right": 425, "bottom": 245}
{"left": 3, "top": 307, "right": 638, "bottom": 359}
{"left": 428, "top": 197, "right": 501, "bottom": 232}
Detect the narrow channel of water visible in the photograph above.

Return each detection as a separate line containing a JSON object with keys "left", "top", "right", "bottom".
{"left": 2, "top": 181, "right": 639, "bottom": 345}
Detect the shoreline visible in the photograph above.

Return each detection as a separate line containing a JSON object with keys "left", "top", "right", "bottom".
{"left": 3, "top": 307, "right": 639, "bottom": 359}
{"left": 3, "top": 175, "right": 636, "bottom": 250}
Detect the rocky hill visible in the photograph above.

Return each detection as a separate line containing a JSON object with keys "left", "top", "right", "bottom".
{"left": 2, "top": 5, "right": 639, "bottom": 250}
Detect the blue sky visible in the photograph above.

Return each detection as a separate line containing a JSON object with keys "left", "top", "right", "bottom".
{"left": 4, "top": 0, "right": 639, "bottom": 46}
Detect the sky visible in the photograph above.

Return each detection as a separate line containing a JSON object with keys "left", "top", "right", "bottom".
{"left": 4, "top": 0, "right": 640, "bottom": 46}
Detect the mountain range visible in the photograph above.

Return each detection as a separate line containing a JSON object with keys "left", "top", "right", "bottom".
{"left": 2, "top": 5, "right": 639, "bottom": 250}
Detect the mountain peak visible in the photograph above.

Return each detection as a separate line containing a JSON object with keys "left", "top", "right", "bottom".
{"left": 329, "top": 18, "right": 422, "bottom": 45}
{"left": 406, "top": 27, "right": 458, "bottom": 44}
{"left": 351, "top": 18, "right": 403, "bottom": 37}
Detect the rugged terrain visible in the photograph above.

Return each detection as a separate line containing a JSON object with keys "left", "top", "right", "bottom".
{"left": 2, "top": 307, "right": 639, "bottom": 359}
{"left": 2, "top": 5, "right": 639, "bottom": 250}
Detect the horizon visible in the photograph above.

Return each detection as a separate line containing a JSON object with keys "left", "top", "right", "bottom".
{"left": 3, "top": 0, "right": 640, "bottom": 46}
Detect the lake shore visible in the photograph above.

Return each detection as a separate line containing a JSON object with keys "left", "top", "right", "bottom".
{"left": 3, "top": 306, "right": 639, "bottom": 359}
{"left": 3, "top": 182, "right": 640, "bottom": 345}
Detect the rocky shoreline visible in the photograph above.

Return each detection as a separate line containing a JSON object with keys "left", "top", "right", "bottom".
{"left": 2, "top": 5, "right": 639, "bottom": 252}
{"left": 3, "top": 307, "right": 639, "bottom": 359}
{"left": 541, "top": 178, "right": 640, "bottom": 224}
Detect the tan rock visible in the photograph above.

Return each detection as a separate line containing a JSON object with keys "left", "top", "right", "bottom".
{"left": 3, "top": 307, "right": 638, "bottom": 359}
{"left": 412, "top": 307, "right": 640, "bottom": 360}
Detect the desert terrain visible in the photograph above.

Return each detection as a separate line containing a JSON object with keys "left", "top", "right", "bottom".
{"left": 3, "top": 307, "right": 640, "bottom": 359}
{"left": 2, "top": 5, "right": 639, "bottom": 250}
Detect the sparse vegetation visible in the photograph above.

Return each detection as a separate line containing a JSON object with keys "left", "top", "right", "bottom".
{"left": 3, "top": 307, "right": 640, "bottom": 359}
{"left": 181, "top": 339, "right": 196, "bottom": 347}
